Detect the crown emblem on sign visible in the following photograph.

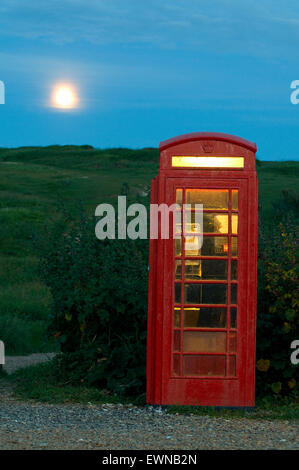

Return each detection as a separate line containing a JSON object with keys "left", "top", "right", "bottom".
{"left": 201, "top": 142, "right": 214, "bottom": 153}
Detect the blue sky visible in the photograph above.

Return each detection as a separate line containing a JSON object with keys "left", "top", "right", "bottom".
{"left": 0, "top": 0, "right": 299, "bottom": 160}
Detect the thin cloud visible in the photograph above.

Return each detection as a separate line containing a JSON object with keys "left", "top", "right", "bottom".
{"left": 0, "top": 0, "right": 298, "bottom": 58}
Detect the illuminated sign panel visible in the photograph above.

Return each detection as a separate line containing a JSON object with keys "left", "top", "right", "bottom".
{"left": 172, "top": 156, "right": 244, "bottom": 168}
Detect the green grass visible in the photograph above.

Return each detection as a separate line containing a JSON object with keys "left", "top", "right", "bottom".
{"left": 5, "top": 360, "right": 145, "bottom": 405}
{"left": 3, "top": 360, "right": 298, "bottom": 419}
{"left": 0, "top": 145, "right": 298, "bottom": 355}
{"left": 167, "top": 398, "right": 299, "bottom": 421}
{"left": 0, "top": 145, "right": 159, "bottom": 354}
{"left": 257, "top": 161, "right": 299, "bottom": 217}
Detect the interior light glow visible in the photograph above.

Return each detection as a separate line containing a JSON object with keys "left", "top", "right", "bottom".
{"left": 172, "top": 156, "right": 244, "bottom": 168}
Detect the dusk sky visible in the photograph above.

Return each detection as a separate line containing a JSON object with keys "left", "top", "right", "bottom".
{"left": 1, "top": 1, "right": 299, "bottom": 160}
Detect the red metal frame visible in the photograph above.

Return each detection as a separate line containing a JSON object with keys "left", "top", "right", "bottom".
{"left": 147, "top": 132, "right": 258, "bottom": 407}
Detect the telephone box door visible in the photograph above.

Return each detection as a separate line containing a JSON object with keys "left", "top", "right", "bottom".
{"left": 160, "top": 176, "right": 255, "bottom": 407}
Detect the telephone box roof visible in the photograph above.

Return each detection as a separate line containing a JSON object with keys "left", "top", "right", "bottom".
{"left": 159, "top": 132, "right": 257, "bottom": 153}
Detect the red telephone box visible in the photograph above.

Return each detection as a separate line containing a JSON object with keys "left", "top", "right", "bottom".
{"left": 147, "top": 132, "right": 258, "bottom": 407}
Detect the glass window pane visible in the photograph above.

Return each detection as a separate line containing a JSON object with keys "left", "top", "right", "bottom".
{"left": 175, "top": 211, "right": 182, "bottom": 235}
{"left": 175, "top": 260, "right": 182, "bottom": 279}
{"left": 185, "top": 260, "right": 227, "bottom": 280}
{"left": 231, "top": 260, "right": 237, "bottom": 280}
{"left": 231, "top": 237, "right": 238, "bottom": 256}
{"left": 183, "top": 355, "right": 226, "bottom": 376}
{"left": 186, "top": 189, "right": 228, "bottom": 210}
{"left": 173, "top": 330, "right": 180, "bottom": 352}
{"left": 184, "top": 307, "right": 227, "bottom": 328}
{"left": 232, "top": 190, "right": 238, "bottom": 210}
{"left": 175, "top": 284, "right": 181, "bottom": 304}
{"left": 185, "top": 236, "right": 202, "bottom": 256}
{"left": 175, "top": 238, "right": 182, "bottom": 256}
{"left": 184, "top": 284, "right": 227, "bottom": 305}
{"left": 185, "top": 236, "right": 228, "bottom": 257}
{"left": 231, "top": 284, "right": 237, "bottom": 304}
{"left": 173, "top": 354, "right": 180, "bottom": 376}
{"left": 203, "top": 259, "right": 227, "bottom": 280}
{"left": 184, "top": 260, "right": 201, "bottom": 279}
{"left": 176, "top": 189, "right": 183, "bottom": 206}
{"left": 203, "top": 214, "right": 228, "bottom": 233}
{"left": 174, "top": 307, "right": 181, "bottom": 327}
{"left": 232, "top": 215, "right": 238, "bottom": 234}
{"left": 229, "top": 332, "right": 237, "bottom": 352}
{"left": 184, "top": 211, "right": 202, "bottom": 234}
{"left": 228, "top": 356, "right": 236, "bottom": 376}
{"left": 183, "top": 332, "right": 226, "bottom": 352}
{"left": 230, "top": 307, "right": 237, "bottom": 328}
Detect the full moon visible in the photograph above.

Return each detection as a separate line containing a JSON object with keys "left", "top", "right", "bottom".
{"left": 51, "top": 84, "right": 78, "bottom": 109}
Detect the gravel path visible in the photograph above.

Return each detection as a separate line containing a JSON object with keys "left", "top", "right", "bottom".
{"left": 0, "top": 382, "right": 298, "bottom": 450}
{"left": 0, "top": 355, "right": 298, "bottom": 450}
{"left": 3, "top": 353, "right": 56, "bottom": 374}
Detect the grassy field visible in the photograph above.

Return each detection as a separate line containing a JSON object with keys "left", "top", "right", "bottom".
{"left": 0, "top": 145, "right": 298, "bottom": 354}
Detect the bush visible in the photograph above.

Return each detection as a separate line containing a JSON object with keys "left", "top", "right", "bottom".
{"left": 40, "top": 189, "right": 298, "bottom": 400}
{"left": 39, "top": 205, "right": 148, "bottom": 396}
{"left": 256, "top": 193, "right": 298, "bottom": 397}
{"left": 0, "top": 314, "right": 48, "bottom": 355}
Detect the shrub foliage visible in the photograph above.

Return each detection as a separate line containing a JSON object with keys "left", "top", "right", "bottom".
{"left": 256, "top": 193, "right": 298, "bottom": 397}
{"left": 40, "top": 190, "right": 298, "bottom": 398}
{"left": 39, "top": 206, "right": 148, "bottom": 395}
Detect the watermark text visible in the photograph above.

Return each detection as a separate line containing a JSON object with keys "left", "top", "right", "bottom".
{"left": 290, "top": 80, "right": 299, "bottom": 104}
{"left": 0, "top": 341, "right": 5, "bottom": 365}
{"left": 0, "top": 81, "right": 5, "bottom": 104}
{"left": 290, "top": 340, "right": 299, "bottom": 365}
{"left": 95, "top": 196, "right": 203, "bottom": 242}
